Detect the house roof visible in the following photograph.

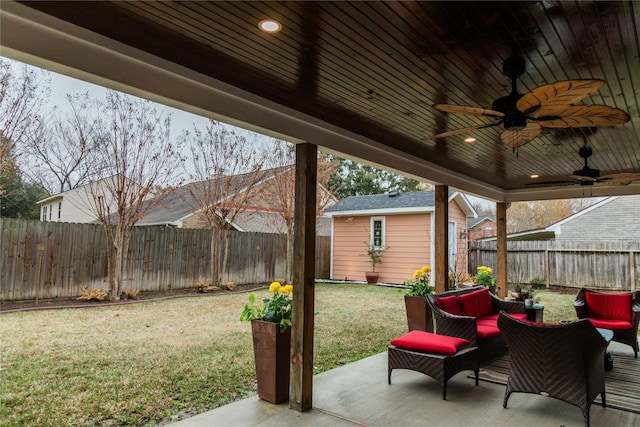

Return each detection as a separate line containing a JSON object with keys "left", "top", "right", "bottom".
{"left": 467, "top": 216, "right": 495, "bottom": 229}
{"left": 326, "top": 190, "right": 476, "bottom": 218}
{"left": 135, "top": 166, "right": 290, "bottom": 226}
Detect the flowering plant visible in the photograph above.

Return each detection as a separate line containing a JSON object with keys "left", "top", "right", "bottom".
{"left": 475, "top": 266, "right": 496, "bottom": 288}
{"left": 403, "top": 266, "right": 435, "bottom": 296}
{"left": 240, "top": 281, "right": 293, "bottom": 332}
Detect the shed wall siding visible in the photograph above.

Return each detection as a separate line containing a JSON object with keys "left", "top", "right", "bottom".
{"left": 556, "top": 195, "right": 640, "bottom": 242}
{"left": 331, "top": 214, "right": 431, "bottom": 284}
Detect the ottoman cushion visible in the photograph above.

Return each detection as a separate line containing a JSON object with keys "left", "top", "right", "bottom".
{"left": 391, "top": 331, "right": 471, "bottom": 355}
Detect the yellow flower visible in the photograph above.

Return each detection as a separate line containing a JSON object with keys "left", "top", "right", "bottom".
{"left": 280, "top": 284, "right": 293, "bottom": 294}
{"left": 421, "top": 266, "right": 431, "bottom": 273}
{"left": 413, "top": 270, "right": 423, "bottom": 278}
{"left": 269, "top": 281, "right": 281, "bottom": 293}
{"left": 486, "top": 267, "right": 493, "bottom": 274}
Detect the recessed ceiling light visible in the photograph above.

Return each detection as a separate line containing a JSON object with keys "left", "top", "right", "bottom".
{"left": 258, "top": 19, "right": 282, "bottom": 33}
{"left": 530, "top": 174, "right": 540, "bottom": 179}
{"left": 464, "top": 137, "right": 476, "bottom": 143}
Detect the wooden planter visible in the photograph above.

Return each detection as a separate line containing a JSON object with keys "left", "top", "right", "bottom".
{"left": 404, "top": 295, "right": 434, "bottom": 332}
{"left": 251, "top": 319, "right": 291, "bottom": 404}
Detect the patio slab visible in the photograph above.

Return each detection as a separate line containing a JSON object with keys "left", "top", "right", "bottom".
{"left": 171, "top": 341, "right": 639, "bottom": 427}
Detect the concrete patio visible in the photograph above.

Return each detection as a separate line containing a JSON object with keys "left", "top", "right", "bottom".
{"left": 171, "top": 341, "right": 639, "bottom": 427}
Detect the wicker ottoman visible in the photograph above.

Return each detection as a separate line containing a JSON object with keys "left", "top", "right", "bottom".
{"left": 388, "top": 331, "right": 479, "bottom": 400}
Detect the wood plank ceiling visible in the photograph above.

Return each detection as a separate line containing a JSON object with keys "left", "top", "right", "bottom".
{"left": 8, "top": 1, "right": 640, "bottom": 200}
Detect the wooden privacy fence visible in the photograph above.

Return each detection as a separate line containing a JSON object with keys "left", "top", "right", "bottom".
{"left": 0, "top": 218, "right": 331, "bottom": 301}
{"left": 469, "top": 240, "right": 640, "bottom": 291}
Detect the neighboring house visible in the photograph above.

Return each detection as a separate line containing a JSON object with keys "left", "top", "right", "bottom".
{"left": 37, "top": 175, "right": 139, "bottom": 224}
{"left": 467, "top": 216, "right": 496, "bottom": 241}
{"left": 325, "top": 191, "right": 476, "bottom": 284}
{"left": 481, "top": 195, "right": 640, "bottom": 242}
{"left": 132, "top": 166, "right": 336, "bottom": 236}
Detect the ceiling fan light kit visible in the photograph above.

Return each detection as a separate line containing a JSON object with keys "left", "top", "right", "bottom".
{"left": 427, "top": 56, "right": 630, "bottom": 150}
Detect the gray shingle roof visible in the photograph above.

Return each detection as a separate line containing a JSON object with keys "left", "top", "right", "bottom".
{"left": 326, "top": 191, "right": 454, "bottom": 213}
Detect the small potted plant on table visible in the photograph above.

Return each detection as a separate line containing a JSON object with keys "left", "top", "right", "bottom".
{"left": 475, "top": 265, "right": 496, "bottom": 294}
{"left": 240, "top": 280, "right": 293, "bottom": 404}
{"left": 402, "top": 266, "right": 435, "bottom": 332}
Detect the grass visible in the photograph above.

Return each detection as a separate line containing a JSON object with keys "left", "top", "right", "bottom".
{"left": 0, "top": 284, "right": 618, "bottom": 426}
{"left": 0, "top": 283, "right": 407, "bottom": 426}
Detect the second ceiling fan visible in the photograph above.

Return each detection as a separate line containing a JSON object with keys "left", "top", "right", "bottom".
{"left": 426, "top": 56, "right": 630, "bottom": 149}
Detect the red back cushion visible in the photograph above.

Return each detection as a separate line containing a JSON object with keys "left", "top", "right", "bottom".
{"left": 458, "top": 289, "right": 493, "bottom": 317}
{"left": 390, "top": 331, "right": 471, "bottom": 355}
{"left": 585, "top": 292, "right": 632, "bottom": 321}
{"left": 435, "top": 295, "right": 462, "bottom": 315}
{"left": 475, "top": 288, "right": 494, "bottom": 317}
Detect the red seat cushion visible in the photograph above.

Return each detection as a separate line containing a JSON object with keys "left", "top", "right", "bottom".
{"left": 476, "top": 324, "right": 502, "bottom": 339}
{"left": 458, "top": 288, "right": 494, "bottom": 318}
{"left": 390, "top": 331, "right": 471, "bottom": 355}
{"left": 480, "top": 313, "right": 527, "bottom": 322}
{"left": 435, "top": 295, "right": 462, "bottom": 315}
{"left": 587, "top": 318, "right": 633, "bottom": 331}
{"left": 585, "top": 292, "right": 632, "bottom": 322}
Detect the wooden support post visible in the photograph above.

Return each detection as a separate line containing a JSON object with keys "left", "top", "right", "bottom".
{"left": 434, "top": 185, "right": 448, "bottom": 293}
{"left": 496, "top": 203, "right": 508, "bottom": 299}
{"left": 290, "top": 143, "right": 317, "bottom": 412}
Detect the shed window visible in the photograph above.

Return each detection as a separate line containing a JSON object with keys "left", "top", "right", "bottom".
{"left": 370, "top": 216, "right": 386, "bottom": 249}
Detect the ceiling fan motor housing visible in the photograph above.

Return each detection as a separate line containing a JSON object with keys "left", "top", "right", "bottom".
{"left": 492, "top": 93, "right": 527, "bottom": 130}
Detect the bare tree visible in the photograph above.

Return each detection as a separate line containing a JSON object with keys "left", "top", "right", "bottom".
{"left": 181, "top": 120, "right": 264, "bottom": 286}
{"left": 81, "top": 90, "right": 184, "bottom": 299}
{"left": 20, "top": 93, "right": 100, "bottom": 194}
{"left": 0, "top": 59, "right": 50, "bottom": 203}
{"left": 0, "top": 58, "right": 50, "bottom": 146}
{"left": 262, "top": 139, "right": 337, "bottom": 282}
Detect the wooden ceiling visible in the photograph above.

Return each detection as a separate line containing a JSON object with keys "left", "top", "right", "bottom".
{"left": 2, "top": 1, "right": 639, "bottom": 201}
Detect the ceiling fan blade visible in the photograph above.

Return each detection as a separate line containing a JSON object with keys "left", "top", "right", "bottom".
{"left": 500, "top": 123, "right": 542, "bottom": 148}
{"left": 536, "top": 105, "right": 630, "bottom": 128}
{"left": 424, "top": 122, "right": 502, "bottom": 140}
{"left": 599, "top": 172, "right": 640, "bottom": 184}
{"left": 433, "top": 104, "right": 504, "bottom": 118}
{"left": 516, "top": 79, "right": 605, "bottom": 112}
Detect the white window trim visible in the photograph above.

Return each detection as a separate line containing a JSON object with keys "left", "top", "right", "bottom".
{"left": 370, "top": 216, "right": 386, "bottom": 250}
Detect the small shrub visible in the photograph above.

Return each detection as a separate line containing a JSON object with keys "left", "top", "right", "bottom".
{"left": 123, "top": 289, "right": 139, "bottom": 300}
{"left": 223, "top": 281, "right": 236, "bottom": 290}
{"left": 530, "top": 277, "right": 544, "bottom": 289}
{"left": 194, "top": 280, "right": 219, "bottom": 293}
{"left": 78, "top": 288, "right": 108, "bottom": 301}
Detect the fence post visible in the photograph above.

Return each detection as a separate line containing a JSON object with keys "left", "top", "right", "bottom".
{"left": 168, "top": 243, "right": 173, "bottom": 292}
{"left": 630, "top": 250, "right": 637, "bottom": 291}
{"left": 36, "top": 243, "right": 44, "bottom": 304}
{"left": 544, "top": 248, "right": 550, "bottom": 289}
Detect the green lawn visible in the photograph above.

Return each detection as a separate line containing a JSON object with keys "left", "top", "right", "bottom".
{"left": 0, "top": 284, "right": 607, "bottom": 426}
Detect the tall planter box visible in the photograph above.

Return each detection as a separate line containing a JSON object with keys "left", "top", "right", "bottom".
{"left": 251, "top": 319, "right": 291, "bottom": 404}
{"left": 404, "top": 295, "right": 434, "bottom": 332}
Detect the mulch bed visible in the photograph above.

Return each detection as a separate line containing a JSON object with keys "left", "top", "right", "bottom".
{"left": 0, "top": 283, "right": 267, "bottom": 314}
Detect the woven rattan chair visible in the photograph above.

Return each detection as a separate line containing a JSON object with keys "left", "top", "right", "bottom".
{"left": 426, "top": 286, "right": 525, "bottom": 364}
{"left": 498, "top": 312, "right": 607, "bottom": 427}
{"left": 574, "top": 287, "right": 639, "bottom": 358}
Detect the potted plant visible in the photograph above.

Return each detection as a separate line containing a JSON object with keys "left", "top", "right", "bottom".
{"left": 240, "top": 280, "right": 293, "bottom": 404}
{"left": 511, "top": 283, "right": 524, "bottom": 301}
{"left": 402, "top": 266, "right": 435, "bottom": 332}
{"left": 475, "top": 265, "right": 496, "bottom": 294}
{"left": 363, "top": 243, "right": 387, "bottom": 284}
{"left": 524, "top": 287, "right": 534, "bottom": 306}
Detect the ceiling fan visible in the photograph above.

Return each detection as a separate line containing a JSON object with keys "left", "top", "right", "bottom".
{"left": 426, "top": 56, "right": 630, "bottom": 149}
{"left": 527, "top": 137, "right": 640, "bottom": 187}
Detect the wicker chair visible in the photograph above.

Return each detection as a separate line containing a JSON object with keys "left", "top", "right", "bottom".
{"left": 498, "top": 312, "right": 607, "bottom": 427}
{"left": 426, "top": 286, "right": 526, "bottom": 364}
{"left": 573, "top": 288, "right": 640, "bottom": 358}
